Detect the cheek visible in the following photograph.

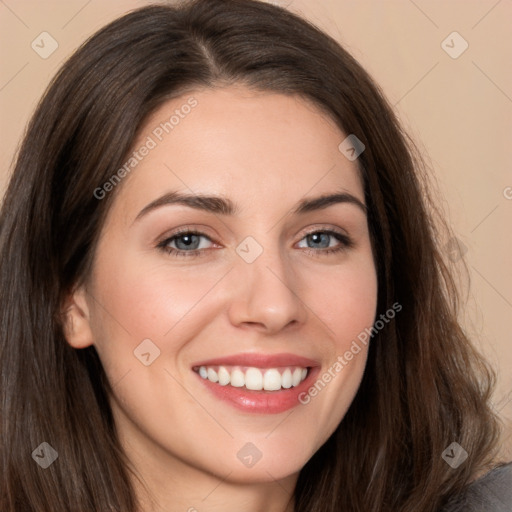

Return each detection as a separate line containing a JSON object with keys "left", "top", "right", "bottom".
{"left": 103, "top": 268, "right": 205, "bottom": 338}
{"left": 88, "top": 251, "right": 227, "bottom": 360}
{"left": 293, "top": 258, "right": 376, "bottom": 444}
{"left": 301, "top": 254, "right": 378, "bottom": 345}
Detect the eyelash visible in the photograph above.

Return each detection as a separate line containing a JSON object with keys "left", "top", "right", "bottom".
{"left": 157, "top": 227, "right": 353, "bottom": 259}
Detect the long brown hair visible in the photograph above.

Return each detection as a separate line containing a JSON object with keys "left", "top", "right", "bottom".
{"left": 0, "top": 0, "right": 505, "bottom": 510}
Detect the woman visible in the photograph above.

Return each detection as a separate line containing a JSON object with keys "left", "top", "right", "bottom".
{"left": 0, "top": 0, "right": 510, "bottom": 510}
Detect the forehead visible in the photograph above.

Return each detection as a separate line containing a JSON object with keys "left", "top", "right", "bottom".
{"left": 109, "top": 85, "right": 364, "bottom": 220}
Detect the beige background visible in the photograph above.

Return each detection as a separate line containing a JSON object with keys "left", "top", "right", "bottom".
{"left": 1, "top": 0, "right": 511, "bottom": 459}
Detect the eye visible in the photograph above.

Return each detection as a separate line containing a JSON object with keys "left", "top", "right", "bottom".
{"left": 157, "top": 230, "right": 215, "bottom": 258}
{"left": 296, "top": 229, "right": 353, "bottom": 255}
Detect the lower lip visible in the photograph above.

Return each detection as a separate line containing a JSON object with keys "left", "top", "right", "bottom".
{"left": 195, "top": 367, "right": 320, "bottom": 414}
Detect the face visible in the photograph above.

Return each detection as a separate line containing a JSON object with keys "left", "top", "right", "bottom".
{"left": 65, "top": 85, "right": 377, "bottom": 487}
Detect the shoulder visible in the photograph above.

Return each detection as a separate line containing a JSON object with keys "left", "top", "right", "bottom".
{"left": 441, "top": 462, "right": 512, "bottom": 512}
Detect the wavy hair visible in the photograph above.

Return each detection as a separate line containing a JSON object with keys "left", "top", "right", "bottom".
{"left": 0, "top": 0, "right": 505, "bottom": 510}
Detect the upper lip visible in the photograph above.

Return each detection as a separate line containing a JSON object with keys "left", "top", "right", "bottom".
{"left": 191, "top": 352, "right": 320, "bottom": 369}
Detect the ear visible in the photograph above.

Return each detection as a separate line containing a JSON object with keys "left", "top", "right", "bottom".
{"left": 61, "top": 286, "right": 94, "bottom": 349}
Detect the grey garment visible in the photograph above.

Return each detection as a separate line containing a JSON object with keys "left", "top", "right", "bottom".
{"left": 441, "top": 462, "right": 512, "bottom": 511}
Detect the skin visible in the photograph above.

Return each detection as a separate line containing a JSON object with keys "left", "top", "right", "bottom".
{"left": 63, "top": 85, "right": 378, "bottom": 512}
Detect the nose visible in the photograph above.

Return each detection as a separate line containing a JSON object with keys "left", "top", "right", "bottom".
{"left": 226, "top": 244, "right": 308, "bottom": 334}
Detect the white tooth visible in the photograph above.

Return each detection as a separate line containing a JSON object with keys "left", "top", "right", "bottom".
{"left": 218, "top": 366, "right": 230, "bottom": 386}
{"left": 292, "top": 368, "right": 302, "bottom": 387}
{"left": 281, "top": 368, "right": 292, "bottom": 388}
{"left": 263, "top": 369, "right": 282, "bottom": 391}
{"left": 230, "top": 368, "right": 245, "bottom": 387}
{"left": 245, "top": 367, "right": 263, "bottom": 390}
{"left": 207, "top": 368, "right": 219, "bottom": 383}
{"left": 199, "top": 366, "right": 208, "bottom": 379}
{"left": 301, "top": 368, "right": 308, "bottom": 381}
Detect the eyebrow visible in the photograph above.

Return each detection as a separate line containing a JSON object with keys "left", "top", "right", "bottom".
{"left": 134, "top": 190, "right": 367, "bottom": 222}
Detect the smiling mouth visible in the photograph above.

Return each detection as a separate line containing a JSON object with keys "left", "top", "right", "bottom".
{"left": 193, "top": 365, "right": 310, "bottom": 391}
